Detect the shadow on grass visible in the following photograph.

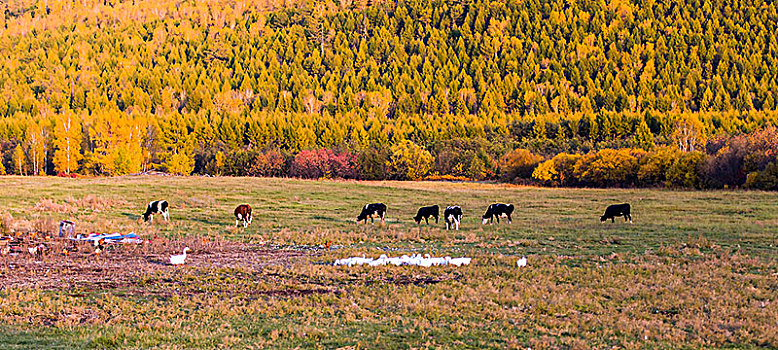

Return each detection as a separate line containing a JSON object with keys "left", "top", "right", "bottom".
{"left": 312, "top": 215, "right": 341, "bottom": 222}
{"left": 143, "top": 257, "right": 170, "bottom": 266}
{"left": 0, "top": 328, "right": 74, "bottom": 349}
{"left": 121, "top": 212, "right": 142, "bottom": 221}
{"left": 182, "top": 216, "right": 224, "bottom": 226}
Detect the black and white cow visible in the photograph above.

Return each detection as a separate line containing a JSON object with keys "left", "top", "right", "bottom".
{"left": 444, "top": 206, "right": 463, "bottom": 230}
{"left": 482, "top": 203, "right": 514, "bottom": 225}
{"left": 357, "top": 203, "right": 387, "bottom": 224}
{"left": 143, "top": 200, "right": 169, "bottom": 222}
{"left": 413, "top": 205, "right": 439, "bottom": 225}
{"left": 600, "top": 203, "right": 632, "bottom": 223}
{"left": 234, "top": 204, "right": 252, "bottom": 228}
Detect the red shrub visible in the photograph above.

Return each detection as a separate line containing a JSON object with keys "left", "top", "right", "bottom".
{"left": 249, "top": 150, "right": 287, "bottom": 177}
{"left": 290, "top": 149, "right": 357, "bottom": 179}
{"left": 56, "top": 172, "right": 79, "bottom": 178}
{"left": 328, "top": 151, "right": 358, "bottom": 179}
{"left": 702, "top": 127, "right": 778, "bottom": 188}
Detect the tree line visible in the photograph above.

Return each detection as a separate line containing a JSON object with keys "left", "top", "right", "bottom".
{"left": 1, "top": 110, "right": 777, "bottom": 190}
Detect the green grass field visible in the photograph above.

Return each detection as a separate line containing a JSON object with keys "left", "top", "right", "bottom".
{"left": 1, "top": 176, "right": 777, "bottom": 349}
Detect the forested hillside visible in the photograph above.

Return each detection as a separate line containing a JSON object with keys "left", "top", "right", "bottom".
{"left": 0, "top": 0, "right": 777, "bottom": 188}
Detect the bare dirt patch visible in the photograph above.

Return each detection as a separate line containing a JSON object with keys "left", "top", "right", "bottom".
{"left": 0, "top": 237, "right": 307, "bottom": 291}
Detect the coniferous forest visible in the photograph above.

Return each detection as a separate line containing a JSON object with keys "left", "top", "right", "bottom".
{"left": 1, "top": 0, "right": 777, "bottom": 189}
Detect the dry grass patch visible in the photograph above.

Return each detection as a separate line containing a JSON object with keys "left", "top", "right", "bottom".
{"left": 68, "top": 194, "right": 130, "bottom": 211}
{"left": 179, "top": 195, "right": 216, "bottom": 209}
{"left": 33, "top": 198, "right": 77, "bottom": 214}
{"left": 33, "top": 195, "right": 129, "bottom": 214}
{"left": 263, "top": 226, "right": 500, "bottom": 248}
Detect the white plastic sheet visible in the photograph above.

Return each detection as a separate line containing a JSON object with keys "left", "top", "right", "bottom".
{"left": 72, "top": 232, "right": 143, "bottom": 244}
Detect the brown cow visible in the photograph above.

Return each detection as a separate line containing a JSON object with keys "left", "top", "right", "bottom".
{"left": 234, "top": 204, "right": 253, "bottom": 227}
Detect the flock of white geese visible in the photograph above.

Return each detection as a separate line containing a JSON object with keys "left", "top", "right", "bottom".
{"left": 335, "top": 254, "right": 471, "bottom": 267}
{"left": 335, "top": 254, "right": 528, "bottom": 268}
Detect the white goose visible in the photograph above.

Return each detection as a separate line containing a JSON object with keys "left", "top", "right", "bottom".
{"left": 169, "top": 247, "right": 190, "bottom": 265}
{"left": 449, "top": 257, "right": 471, "bottom": 266}
{"left": 517, "top": 256, "right": 527, "bottom": 268}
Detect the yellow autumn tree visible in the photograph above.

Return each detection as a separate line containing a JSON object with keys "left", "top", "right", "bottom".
{"left": 12, "top": 144, "right": 26, "bottom": 175}
{"left": 25, "top": 121, "right": 49, "bottom": 176}
{"left": 52, "top": 110, "right": 82, "bottom": 174}
{"left": 573, "top": 149, "right": 641, "bottom": 187}
{"left": 90, "top": 111, "right": 120, "bottom": 175}
{"left": 90, "top": 111, "right": 144, "bottom": 175}
{"left": 387, "top": 141, "right": 433, "bottom": 180}
{"left": 123, "top": 117, "right": 145, "bottom": 175}
{"left": 532, "top": 153, "right": 581, "bottom": 186}
{"left": 532, "top": 159, "right": 558, "bottom": 185}
{"left": 672, "top": 113, "right": 706, "bottom": 152}
{"left": 139, "top": 116, "right": 160, "bottom": 173}
{"left": 499, "top": 149, "right": 544, "bottom": 182}
{"left": 159, "top": 116, "right": 195, "bottom": 175}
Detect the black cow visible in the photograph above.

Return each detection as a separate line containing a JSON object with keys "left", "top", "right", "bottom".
{"left": 414, "top": 205, "right": 439, "bottom": 225}
{"left": 600, "top": 203, "right": 632, "bottom": 223}
{"left": 357, "top": 203, "right": 387, "bottom": 224}
{"left": 143, "top": 200, "right": 169, "bottom": 222}
{"left": 482, "top": 203, "right": 514, "bottom": 225}
{"left": 444, "top": 206, "right": 463, "bottom": 230}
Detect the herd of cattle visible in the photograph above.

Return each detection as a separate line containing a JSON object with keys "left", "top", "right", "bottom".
{"left": 143, "top": 200, "right": 633, "bottom": 229}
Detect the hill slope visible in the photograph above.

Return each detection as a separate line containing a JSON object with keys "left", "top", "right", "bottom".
{"left": 1, "top": 0, "right": 777, "bottom": 116}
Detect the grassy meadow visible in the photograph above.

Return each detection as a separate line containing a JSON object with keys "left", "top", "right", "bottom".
{"left": 0, "top": 176, "right": 777, "bottom": 349}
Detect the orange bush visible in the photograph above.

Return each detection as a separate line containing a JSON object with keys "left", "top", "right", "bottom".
{"left": 499, "top": 149, "right": 543, "bottom": 182}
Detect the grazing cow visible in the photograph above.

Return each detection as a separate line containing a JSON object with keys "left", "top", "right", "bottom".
{"left": 444, "top": 206, "right": 463, "bottom": 230}
{"left": 414, "top": 205, "right": 439, "bottom": 225}
{"left": 234, "top": 204, "right": 253, "bottom": 228}
{"left": 357, "top": 203, "right": 387, "bottom": 224}
{"left": 143, "top": 200, "right": 169, "bottom": 222}
{"left": 482, "top": 203, "right": 514, "bottom": 225}
{"left": 600, "top": 203, "right": 632, "bottom": 223}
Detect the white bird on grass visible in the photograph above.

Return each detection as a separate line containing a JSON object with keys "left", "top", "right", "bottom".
{"left": 367, "top": 254, "right": 389, "bottom": 266}
{"left": 170, "top": 247, "right": 191, "bottom": 265}
{"left": 517, "top": 256, "right": 527, "bottom": 268}
{"left": 334, "top": 255, "right": 373, "bottom": 267}
{"left": 418, "top": 257, "right": 434, "bottom": 267}
{"left": 449, "top": 257, "right": 471, "bottom": 266}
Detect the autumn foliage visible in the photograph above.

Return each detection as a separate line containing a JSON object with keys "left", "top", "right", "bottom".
{"left": 0, "top": 0, "right": 775, "bottom": 190}
{"left": 290, "top": 149, "right": 357, "bottom": 179}
{"left": 387, "top": 141, "right": 434, "bottom": 181}
{"left": 499, "top": 149, "right": 543, "bottom": 182}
